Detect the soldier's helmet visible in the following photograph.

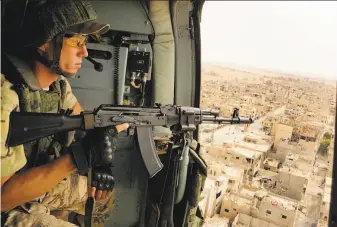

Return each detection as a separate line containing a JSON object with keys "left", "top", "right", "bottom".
{"left": 2, "top": 0, "right": 109, "bottom": 76}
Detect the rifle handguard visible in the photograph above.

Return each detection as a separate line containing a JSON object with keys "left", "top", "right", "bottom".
{"left": 69, "top": 143, "right": 89, "bottom": 175}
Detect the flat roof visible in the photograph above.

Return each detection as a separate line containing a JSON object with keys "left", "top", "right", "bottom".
{"left": 263, "top": 158, "right": 281, "bottom": 167}
{"left": 239, "top": 187, "right": 257, "bottom": 199}
{"left": 285, "top": 152, "right": 314, "bottom": 162}
{"left": 305, "top": 176, "right": 325, "bottom": 197}
{"left": 206, "top": 215, "right": 230, "bottom": 226}
{"left": 231, "top": 194, "right": 253, "bottom": 207}
{"left": 263, "top": 194, "right": 297, "bottom": 211}
{"left": 234, "top": 141, "right": 271, "bottom": 153}
{"left": 279, "top": 166, "right": 310, "bottom": 178}
{"left": 216, "top": 175, "right": 229, "bottom": 182}
{"left": 256, "top": 169, "right": 279, "bottom": 178}
{"left": 222, "top": 166, "right": 244, "bottom": 178}
{"left": 230, "top": 147, "right": 261, "bottom": 159}
{"left": 325, "top": 177, "right": 332, "bottom": 188}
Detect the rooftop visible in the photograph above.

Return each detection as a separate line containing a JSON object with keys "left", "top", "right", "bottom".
{"left": 263, "top": 158, "right": 281, "bottom": 168}
{"left": 230, "top": 147, "right": 262, "bottom": 159}
{"left": 323, "top": 177, "right": 332, "bottom": 203}
{"left": 222, "top": 166, "right": 244, "bottom": 179}
{"left": 262, "top": 194, "right": 298, "bottom": 211}
{"left": 305, "top": 175, "right": 325, "bottom": 197}
{"left": 277, "top": 141, "right": 316, "bottom": 156}
{"left": 325, "top": 177, "right": 332, "bottom": 188}
{"left": 239, "top": 187, "right": 258, "bottom": 199}
{"left": 203, "top": 178, "right": 216, "bottom": 190}
{"left": 279, "top": 166, "right": 311, "bottom": 178}
{"left": 233, "top": 213, "right": 283, "bottom": 227}
{"left": 317, "top": 219, "right": 328, "bottom": 227}
{"left": 314, "top": 158, "right": 329, "bottom": 169}
{"left": 294, "top": 211, "right": 319, "bottom": 227}
{"left": 225, "top": 194, "right": 253, "bottom": 207}
{"left": 245, "top": 132, "right": 274, "bottom": 144}
{"left": 256, "top": 169, "right": 279, "bottom": 179}
{"left": 216, "top": 175, "right": 230, "bottom": 183}
{"left": 284, "top": 153, "right": 314, "bottom": 169}
{"left": 233, "top": 141, "right": 271, "bottom": 153}
{"left": 204, "top": 214, "right": 230, "bottom": 227}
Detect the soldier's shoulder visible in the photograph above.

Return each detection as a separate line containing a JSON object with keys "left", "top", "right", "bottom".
{"left": 59, "top": 75, "right": 67, "bottom": 81}
{"left": 1, "top": 73, "right": 20, "bottom": 112}
{"left": 59, "top": 75, "right": 72, "bottom": 88}
{"left": 59, "top": 75, "right": 70, "bottom": 83}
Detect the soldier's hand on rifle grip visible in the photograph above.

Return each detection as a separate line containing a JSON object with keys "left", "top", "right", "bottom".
{"left": 90, "top": 166, "right": 115, "bottom": 201}
{"left": 69, "top": 124, "right": 129, "bottom": 175}
{"left": 94, "top": 123, "right": 129, "bottom": 166}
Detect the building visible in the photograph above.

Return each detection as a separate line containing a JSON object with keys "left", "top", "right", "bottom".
{"left": 313, "top": 157, "right": 328, "bottom": 177}
{"left": 277, "top": 152, "right": 313, "bottom": 197}
{"left": 276, "top": 166, "right": 310, "bottom": 200}
{"left": 222, "top": 166, "right": 244, "bottom": 193}
{"left": 293, "top": 209, "right": 318, "bottom": 227}
{"left": 199, "top": 178, "right": 218, "bottom": 218}
{"left": 233, "top": 139, "right": 272, "bottom": 161}
{"left": 301, "top": 175, "right": 325, "bottom": 220}
{"left": 273, "top": 124, "right": 294, "bottom": 151}
{"left": 232, "top": 213, "right": 282, "bottom": 227}
{"left": 199, "top": 174, "right": 233, "bottom": 219}
{"left": 214, "top": 175, "right": 230, "bottom": 214}
{"left": 223, "top": 147, "right": 263, "bottom": 178}
{"left": 274, "top": 141, "right": 315, "bottom": 163}
{"left": 263, "top": 158, "right": 281, "bottom": 172}
{"left": 207, "top": 146, "right": 227, "bottom": 161}
{"left": 319, "top": 177, "right": 332, "bottom": 222}
{"left": 202, "top": 214, "right": 230, "bottom": 227}
{"left": 220, "top": 193, "right": 253, "bottom": 221}
{"left": 253, "top": 169, "right": 279, "bottom": 190}
{"left": 207, "top": 162, "right": 226, "bottom": 180}
{"left": 256, "top": 193, "right": 298, "bottom": 227}
{"left": 327, "top": 138, "right": 335, "bottom": 177}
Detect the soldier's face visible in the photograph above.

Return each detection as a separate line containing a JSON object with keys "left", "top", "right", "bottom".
{"left": 59, "top": 35, "right": 89, "bottom": 74}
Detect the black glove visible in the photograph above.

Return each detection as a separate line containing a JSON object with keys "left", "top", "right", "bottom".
{"left": 91, "top": 166, "right": 115, "bottom": 191}
{"left": 69, "top": 126, "right": 119, "bottom": 175}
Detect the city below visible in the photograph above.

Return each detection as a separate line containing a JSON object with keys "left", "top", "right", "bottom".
{"left": 197, "top": 63, "right": 336, "bottom": 227}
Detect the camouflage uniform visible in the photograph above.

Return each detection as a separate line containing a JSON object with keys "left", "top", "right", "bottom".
{"left": 1, "top": 73, "right": 115, "bottom": 227}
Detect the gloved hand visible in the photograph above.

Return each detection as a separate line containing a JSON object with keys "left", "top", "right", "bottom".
{"left": 82, "top": 126, "right": 118, "bottom": 166}
{"left": 90, "top": 166, "right": 115, "bottom": 201}
{"left": 69, "top": 124, "right": 129, "bottom": 175}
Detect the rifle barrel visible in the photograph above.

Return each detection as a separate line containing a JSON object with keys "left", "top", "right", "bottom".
{"left": 201, "top": 115, "right": 253, "bottom": 124}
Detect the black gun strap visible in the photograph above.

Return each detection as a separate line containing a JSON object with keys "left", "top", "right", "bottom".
{"left": 158, "top": 149, "right": 180, "bottom": 227}
{"left": 85, "top": 197, "right": 94, "bottom": 227}
{"left": 85, "top": 149, "right": 94, "bottom": 227}
{"left": 69, "top": 143, "right": 89, "bottom": 176}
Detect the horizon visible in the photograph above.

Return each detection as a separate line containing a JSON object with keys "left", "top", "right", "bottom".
{"left": 201, "top": 1, "right": 337, "bottom": 81}
{"left": 202, "top": 60, "right": 337, "bottom": 83}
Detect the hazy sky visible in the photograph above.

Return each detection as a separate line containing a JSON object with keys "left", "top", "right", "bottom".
{"left": 201, "top": 1, "right": 337, "bottom": 80}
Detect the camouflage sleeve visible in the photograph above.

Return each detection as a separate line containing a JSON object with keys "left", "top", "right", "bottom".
{"left": 60, "top": 76, "right": 78, "bottom": 110}
{"left": 1, "top": 74, "right": 27, "bottom": 177}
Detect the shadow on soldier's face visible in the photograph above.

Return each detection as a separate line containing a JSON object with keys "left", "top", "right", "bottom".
{"left": 58, "top": 38, "right": 89, "bottom": 74}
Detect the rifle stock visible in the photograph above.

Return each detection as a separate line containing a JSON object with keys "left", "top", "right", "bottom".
{"left": 7, "top": 112, "right": 84, "bottom": 147}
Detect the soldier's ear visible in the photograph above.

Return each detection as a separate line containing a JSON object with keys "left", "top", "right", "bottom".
{"left": 38, "top": 42, "right": 49, "bottom": 52}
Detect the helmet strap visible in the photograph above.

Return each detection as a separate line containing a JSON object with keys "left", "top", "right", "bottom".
{"left": 32, "top": 34, "right": 77, "bottom": 78}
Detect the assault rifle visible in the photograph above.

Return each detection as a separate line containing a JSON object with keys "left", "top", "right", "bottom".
{"left": 7, "top": 104, "right": 253, "bottom": 177}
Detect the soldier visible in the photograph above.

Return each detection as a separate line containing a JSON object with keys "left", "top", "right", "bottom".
{"left": 1, "top": 0, "right": 128, "bottom": 226}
